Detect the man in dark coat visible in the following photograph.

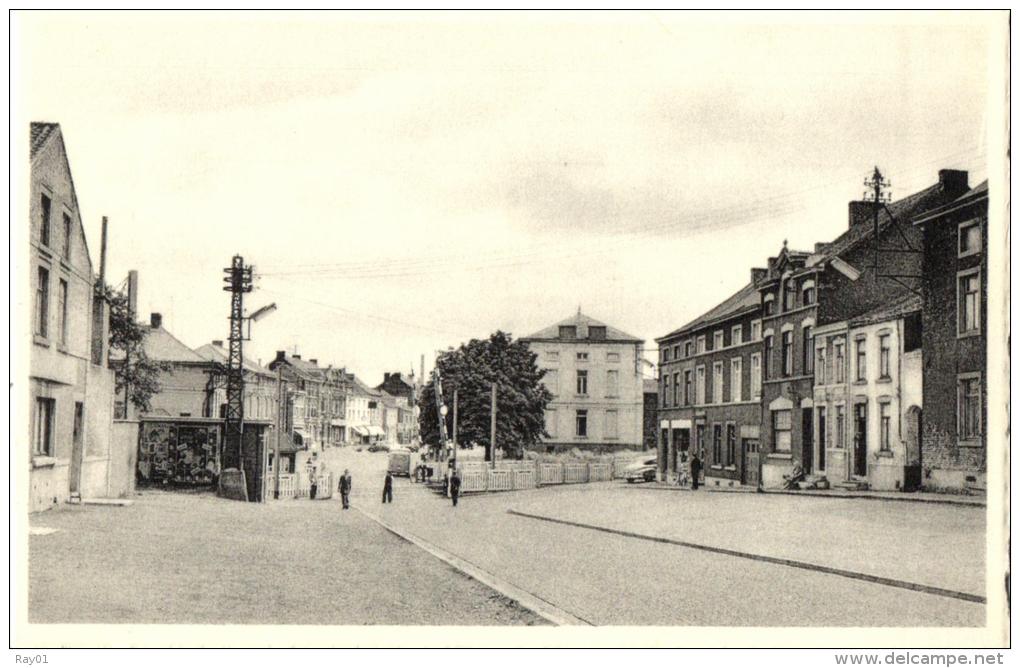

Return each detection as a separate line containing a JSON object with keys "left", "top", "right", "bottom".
{"left": 449, "top": 470, "right": 461, "bottom": 507}
{"left": 690, "top": 453, "right": 702, "bottom": 491}
{"left": 339, "top": 469, "right": 352, "bottom": 509}
{"left": 382, "top": 472, "right": 393, "bottom": 504}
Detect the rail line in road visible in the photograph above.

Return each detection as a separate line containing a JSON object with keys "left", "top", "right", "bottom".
{"left": 507, "top": 509, "right": 986, "bottom": 605}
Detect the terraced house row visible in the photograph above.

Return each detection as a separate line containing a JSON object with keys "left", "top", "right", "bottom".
{"left": 656, "top": 168, "right": 989, "bottom": 494}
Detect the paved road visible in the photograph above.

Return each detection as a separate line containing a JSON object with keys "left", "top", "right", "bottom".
{"left": 28, "top": 489, "right": 545, "bottom": 625}
{"left": 326, "top": 448, "right": 985, "bottom": 627}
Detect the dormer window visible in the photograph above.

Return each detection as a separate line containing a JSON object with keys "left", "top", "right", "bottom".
{"left": 763, "top": 294, "right": 776, "bottom": 317}
{"left": 559, "top": 325, "right": 577, "bottom": 340}
{"left": 588, "top": 325, "right": 606, "bottom": 340}
{"left": 802, "top": 279, "right": 816, "bottom": 306}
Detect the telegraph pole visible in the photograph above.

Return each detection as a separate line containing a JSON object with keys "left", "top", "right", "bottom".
{"left": 452, "top": 389, "right": 458, "bottom": 468}
{"left": 864, "top": 166, "right": 891, "bottom": 278}
{"left": 274, "top": 364, "right": 283, "bottom": 499}
{"left": 223, "top": 255, "right": 253, "bottom": 471}
{"left": 490, "top": 383, "right": 497, "bottom": 469}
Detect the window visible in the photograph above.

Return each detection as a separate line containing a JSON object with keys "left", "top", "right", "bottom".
{"left": 576, "top": 370, "right": 588, "bottom": 395}
{"left": 803, "top": 326, "right": 813, "bottom": 374}
{"left": 670, "top": 372, "right": 678, "bottom": 405}
{"left": 781, "top": 330, "right": 793, "bottom": 376}
{"left": 559, "top": 326, "right": 577, "bottom": 340}
{"left": 879, "top": 334, "right": 891, "bottom": 379}
{"left": 816, "top": 346, "right": 827, "bottom": 384}
{"left": 712, "top": 424, "right": 722, "bottom": 464}
{"left": 783, "top": 279, "right": 797, "bottom": 311}
{"left": 763, "top": 335, "right": 774, "bottom": 380}
{"left": 546, "top": 351, "right": 559, "bottom": 361}
{"left": 817, "top": 406, "right": 827, "bottom": 451}
{"left": 958, "top": 375, "right": 982, "bottom": 442}
{"left": 33, "top": 397, "right": 55, "bottom": 456}
{"left": 958, "top": 270, "right": 980, "bottom": 336}
{"left": 576, "top": 352, "right": 589, "bottom": 362}
{"left": 575, "top": 410, "right": 588, "bottom": 437}
{"left": 772, "top": 409, "right": 792, "bottom": 452}
{"left": 546, "top": 409, "right": 557, "bottom": 438}
{"left": 959, "top": 220, "right": 982, "bottom": 257}
{"left": 607, "top": 352, "right": 620, "bottom": 363}
{"left": 713, "top": 331, "right": 724, "bottom": 350}
{"left": 684, "top": 341, "right": 693, "bottom": 357}
{"left": 763, "top": 294, "right": 776, "bottom": 316}
{"left": 750, "top": 320, "right": 762, "bottom": 341}
{"left": 57, "top": 279, "right": 68, "bottom": 346}
{"left": 696, "top": 335, "right": 706, "bottom": 354}
{"left": 605, "top": 410, "right": 618, "bottom": 439}
{"left": 802, "top": 280, "right": 816, "bottom": 306}
{"left": 683, "top": 370, "right": 693, "bottom": 405}
{"left": 62, "top": 213, "right": 72, "bottom": 258}
{"left": 750, "top": 353, "right": 762, "bottom": 399}
{"left": 661, "top": 375, "right": 669, "bottom": 408}
{"left": 662, "top": 347, "right": 670, "bottom": 363}
{"left": 726, "top": 424, "right": 736, "bottom": 466}
{"left": 731, "top": 325, "right": 742, "bottom": 346}
{"left": 879, "top": 402, "right": 891, "bottom": 451}
{"left": 35, "top": 266, "right": 49, "bottom": 338}
{"left": 855, "top": 337, "right": 867, "bottom": 382}
{"left": 712, "top": 362, "right": 723, "bottom": 404}
{"left": 834, "top": 339, "right": 846, "bottom": 383}
{"left": 730, "top": 358, "right": 742, "bottom": 402}
{"left": 40, "top": 193, "right": 51, "bottom": 247}
{"left": 835, "top": 404, "right": 846, "bottom": 448}
{"left": 607, "top": 369, "right": 620, "bottom": 397}
{"left": 588, "top": 325, "right": 606, "bottom": 340}
{"left": 695, "top": 366, "right": 706, "bottom": 405}
{"left": 544, "top": 369, "right": 559, "bottom": 395}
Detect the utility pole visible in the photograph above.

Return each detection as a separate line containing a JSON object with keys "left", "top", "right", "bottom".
{"left": 864, "top": 166, "right": 891, "bottom": 279}
{"left": 222, "top": 255, "right": 253, "bottom": 472}
{"left": 452, "top": 389, "right": 458, "bottom": 468}
{"left": 490, "top": 383, "right": 497, "bottom": 469}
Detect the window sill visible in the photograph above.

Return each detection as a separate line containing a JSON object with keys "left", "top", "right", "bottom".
{"left": 875, "top": 450, "right": 894, "bottom": 459}
{"left": 724, "top": 465, "right": 737, "bottom": 471}
{"left": 710, "top": 464, "right": 723, "bottom": 470}
{"left": 33, "top": 335, "right": 50, "bottom": 347}
{"left": 31, "top": 456, "right": 57, "bottom": 468}
{"left": 957, "top": 330, "right": 981, "bottom": 340}
{"left": 852, "top": 380, "right": 868, "bottom": 386}
{"left": 876, "top": 376, "right": 892, "bottom": 384}
{"left": 957, "top": 438, "right": 983, "bottom": 448}
{"left": 767, "top": 452, "right": 792, "bottom": 460}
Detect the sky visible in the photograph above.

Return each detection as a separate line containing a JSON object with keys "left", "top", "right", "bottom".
{"left": 14, "top": 11, "right": 1001, "bottom": 385}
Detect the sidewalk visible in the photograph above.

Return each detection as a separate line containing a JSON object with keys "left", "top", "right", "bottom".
{"left": 642, "top": 481, "right": 986, "bottom": 507}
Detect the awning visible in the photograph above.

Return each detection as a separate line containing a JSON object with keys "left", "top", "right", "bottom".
{"left": 367, "top": 426, "right": 385, "bottom": 437}
{"left": 351, "top": 426, "right": 368, "bottom": 436}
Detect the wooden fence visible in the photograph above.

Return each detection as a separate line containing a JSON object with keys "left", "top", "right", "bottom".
{"left": 263, "top": 472, "right": 333, "bottom": 500}
{"left": 454, "top": 459, "right": 622, "bottom": 493}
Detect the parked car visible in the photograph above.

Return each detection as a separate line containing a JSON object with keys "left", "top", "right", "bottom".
{"left": 367, "top": 444, "right": 390, "bottom": 453}
{"left": 623, "top": 458, "right": 658, "bottom": 483}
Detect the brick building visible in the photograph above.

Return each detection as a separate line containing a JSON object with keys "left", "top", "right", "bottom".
{"left": 28, "top": 122, "right": 118, "bottom": 510}
{"left": 757, "top": 169, "right": 969, "bottom": 488}
{"left": 913, "top": 180, "right": 988, "bottom": 492}
{"left": 642, "top": 378, "right": 658, "bottom": 451}
{"left": 522, "top": 312, "right": 645, "bottom": 452}
{"left": 655, "top": 275, "right": 764, "bottom": 487}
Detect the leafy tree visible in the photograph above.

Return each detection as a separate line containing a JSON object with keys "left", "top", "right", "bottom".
{"left": 418, "top": 331, "right": 552, "bottom": 460}
{"left": 101, "top": 284, "right": 171, "bottom": 412}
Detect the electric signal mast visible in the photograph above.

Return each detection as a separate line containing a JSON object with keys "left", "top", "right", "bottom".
{"left": 223, "top": 255, "right": 254, "bottom": 470}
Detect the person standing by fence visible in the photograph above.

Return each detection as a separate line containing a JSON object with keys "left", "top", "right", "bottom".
{"left": 450, "top": 470, "right": 461, "bottom": 507}
{"left": 382, "top": 472, "right": 393, "bottom": 504}
{"left": 690, "top": 453, "right": 702, "bottom": 491}
{"left": 339, "top": 469, "right": 352, "bottom": 509}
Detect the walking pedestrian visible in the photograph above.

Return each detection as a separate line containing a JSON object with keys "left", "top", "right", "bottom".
{"left": 449, "top": 470, "right": 461, "bottom": 507}
{"left": 690, "top": 453, "right": 702, "bottom": 491}
{"left": 382, "top": 472, "right": 393, "bottom": 504}
{"left": 339, "top": 469, "right": 352, "bottom": 509}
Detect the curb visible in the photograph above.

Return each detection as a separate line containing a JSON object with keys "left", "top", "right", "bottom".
{"left": 507, "top": 510, "right": 986, "bottom": 605}
{"left": 639, "top": 483, "right": 985, "bottom": 507}
{"left": 355, "top": 505, "right": 593, "bottom": 626}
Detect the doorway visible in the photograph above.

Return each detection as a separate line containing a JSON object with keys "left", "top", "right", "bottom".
{"left": 853, "top": 403, "right": 868, "bottom": 477}
{"left": 69, "top": 402, "right": 84, "bottom": 495}
{"left": 742, "top": 439, "right": 760, "bottom": 486}
{"left": 801, "top": 408, "right": 814, "bottom": 473}
{"left": 817, "top": 406, "right": 827, "bottom": 472}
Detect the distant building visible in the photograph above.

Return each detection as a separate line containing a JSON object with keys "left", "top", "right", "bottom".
{"left": 521, "top": 312, "right": 645, "bottom": 452}
{"left": 28, "top": 122, "right": 118, "bottom": 510}
{"left": 913, "top": 181, "right": 989, "bottom": 493}
{"left": 655, "top": 275, "right": 764, "bottom": 487}
{"left": 192, "top": 339, "right": 278, "bottom": 425}
{"left": 267, "top": 352, "right": 346, "bottom": 451}
{"left": 377, "top": 371, "right": 418, "bottom": 445}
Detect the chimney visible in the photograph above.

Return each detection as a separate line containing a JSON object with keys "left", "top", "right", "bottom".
{"left": 150, "top": 313, "right": 162, "bottom": 329}
{"left": 309, "top": 358, "right": 318, "bottom": 365}
{"left": 384, "top": 372, "right": 391, "bottom": 383}
{"left": 849, "top": 201, "right": 873, "bottom": 228}
{"left": 293, "top": 354, "right": 301, "bottom": 360}
{"left": 814, "top": 242, "right": 829, "bottom": 254}
{"left": 127, "top": 270, "right": 139, "bottom": 317}
{"left": 212, "top": 340, "right": 224, "bottom": 348}
{"left": 750, "top": 267, "right": 767, "bottom": 285}
{"left": 274, "top": 350, "right": 286, "bottom": 363}
{"left": 938, "top": 169, "right": 969, "bottom": 195}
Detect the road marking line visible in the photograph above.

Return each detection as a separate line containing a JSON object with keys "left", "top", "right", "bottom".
{"left": 508, "top": 510, "right": 986, "bottom": 605}
{"left": 355, "top": 506, "right": 594, "bottom": 626}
